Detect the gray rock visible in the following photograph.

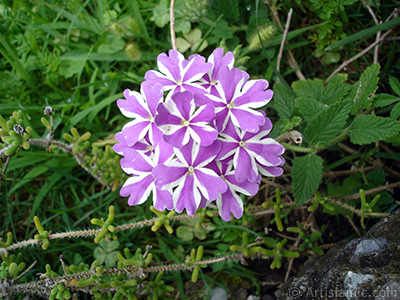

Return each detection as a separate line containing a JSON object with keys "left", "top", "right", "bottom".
{"left": 211, "top": 286, "right": 228, "bottom": 300}
{"left": 375, "top": 280, "right": 400, "bottom": 300}
{"left": 279, "top": 209, "right": 400, "bottom": 300}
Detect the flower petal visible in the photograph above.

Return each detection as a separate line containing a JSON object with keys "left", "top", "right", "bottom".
{"left": 193, "top": 140, "right": 221, "bottom": 167}
{"left": 217, "top": 187, "right": 244, "bottom": 222}
{"left": 195, "top": 168, "right": 227, "bottom": 201}
{"left": 153, "top": 187, "right": 174, "bottom": 211}
{"left": 157, "top": 50, "right": 184, "bottom": 82}
{"left": 174, "top": 174, "right": 201, "bottom": 215}
{"left": 189, "top": 125, "right": 218, "bottom": 146}
{"left": 230, "top": 108, "right": 265, "bottom": 133}
{"left": 152, "top": 163, "right": 187, "bottom": 190}
{"left": 122, "top": 120, "right": 151, "bottom": 146}
{"left": 182, "top": 55, "right": 212, "bottom": 82}
{"left": 171, "top": 91, "right": 194, "bottom": 120}
{"left": 234, "top": 147, "right": 258, "bottom": 182}
{"left": 120, "top": 175, "right": 154, "bottom": 206}
{"left": 163, "top": 126, "right": 189, "bottom": 148}
{"left": 141, "top": 82, "right": 164, "bottom": 116}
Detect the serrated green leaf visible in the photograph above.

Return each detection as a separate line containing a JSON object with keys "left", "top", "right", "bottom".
{"left": 292, "top": 154, "right": 324, "bottom": 205}
{"left": 348, "top": 64, "right": 380, "bottom": 114}
{"left": 322, "top": 79, "right": 351, "bottom": 105}
{"left": 390, "top": 102, "right": 400, "bottom": 119}
{"left": 327, "top": 73, "right": 348, "bottom": 85}
{"left": 273, "top": 82, "right": 296, "bottom": 120}
{"left": 372, "top": 94, "right": 400, "bottom": 107}
{"left": 349, "top": 115, "right": 400, "bottom": 145}
{"left": 292, "top": 78, "right": 324, "bottom": 100}
{"left": 366, "top": 168, "right": 385, "bottom": 186}
{"left": 389, "top": 76, "right": 400, "bottom": 96}
{"left": 292, "top": 77, "right": 349, "bottom": 105}
{"left": 305, "top": 100, "right": 351, "bottom": 148}
{"left": 295, "top": 97, "right": 327, "bottom": 122}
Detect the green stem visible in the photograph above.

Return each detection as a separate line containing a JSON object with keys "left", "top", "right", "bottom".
{"left": 325, "top": 128, "right": 349, "bottom": 148}
{"left": 281, "top": 142, "right": 314, "bottom": 153}
{"left": 199, "top": 16, "right": 216, "bottom": 27}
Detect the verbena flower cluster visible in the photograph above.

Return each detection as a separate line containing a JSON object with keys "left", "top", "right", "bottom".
{"left": 114, "top": 48, "right": 285, "bottom": 221}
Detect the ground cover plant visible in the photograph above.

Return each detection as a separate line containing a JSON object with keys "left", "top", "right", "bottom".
{"left": 0, "top": 0, "right": 400, "bottom": 299}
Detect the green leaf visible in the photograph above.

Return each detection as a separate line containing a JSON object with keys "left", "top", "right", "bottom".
{"left": 151, "top": 0, "right": 170, "bottom": 28}
{"left": 389, "top": 76, "right": 400, "bottom": 96}
{"left": 295, "top": 97, "right": 327, "bottom": 122}
{"left": 292, "top": 78, "right": 323, "bottom": 100}
{"left": 212, "top": 19, "right": 232, "bottom": 40}
{"left": 69, "top": 92, "right": 122, "bottom": 126}
{"left": 176, "top": 226, "right": 194, "bottom": 241}
{"left": 0, "top": 34, "right": 34, "bottom": 87}
{"left": 292, "top": 154, "right": 324, "bottom": 205}
{"left": 372, "top": 94, "right": 400, "bottom": 107}
{"left": 348, "top": 64, "right": 380, "bottom": 114}
{"left": 326, "top": 17, "right": 400, "bottom": 51}
{"left": 321, "top": 52, "right": 340, "bottom": 65}
{"left": 323, "top": 79, "right": 351, "bottom": 105}
{"left": 391, "top": 102, "right": 400, "bottom": 119}
{"left": 273, "top": 82, "right": 296, "bottom": 120}
{"left": 217, "top": 0, "right": 239, "bottom": 24}
{"left": 349, "top": 115, "right": 400, "bottom": 145}
{"left": 305, "top": 100, "right": 351, "bottom": 148}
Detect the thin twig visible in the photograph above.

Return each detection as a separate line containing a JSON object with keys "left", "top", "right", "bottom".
{"left": 325, "top": 28, "right": 393, "bottom": 84}
{"left": 385, "top": 36, "right": 400, "bottom": 41}
{"left": 28, "top": 137, "right": 111, "bottom": 188}
{"left": 373, "top": 22, "right": 382, "bottom": 65}
{"left": 275, "top": 130, "right": 303, "bottom": 144}
{"left": 360, "top": 0, "right": 381, "bottom": 71}
{"left": 14, "top": 261, "right": 37, "bottom": 283}
{"left": 264, "top": 0, "right": 306, "bottom": 80}
{"left": 0, "top": 154, "right": 12, "bottom": 184}
{"left": 346, "top": 211, "right": 362, "bottom": 238}
{"left": 323, "top": 166, "right": 376, "bottom": 178}
{"left": 6, "top": 253, "right": 265, "bottom": 298}
{"left": 170, "top": 0, "right": 177, "bottom": 50}
{"left": 328, "top": 181, "right": 400, "bottom": 202}
{"left": 260, "top": 179, "right": 293, "bottom": 193}
{"left": 360, "top": 0, "right": 379, "bottom": 24}
{"left": 276, "top": 8, "right": 293, "bottom": 82}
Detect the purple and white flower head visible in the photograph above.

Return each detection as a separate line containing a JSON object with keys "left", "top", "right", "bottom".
{"left": 152, "top": 140, "right": 228, "bottom": 215}
{"left": 117, "top": 82, "right": 164, "bottom": 146}
{"left": 195, "top": 66, "right": 272, "bottom": 133}
{"left": 113, "top": 48, "right": 285, "bottom": 221}
{"left": 206, "top": 161, "right": 261, "bottom": 222}
{"left": 200, "top": 48, "right": 235, "bottom": 96}
{"left": 120, "top": 140, "right": 174, "bottom": 211}
{"left": 155, "top": 91, "right": 218, "bottom": 148}
{"left": 217, "top": 118, "right": 285, "bottom": 183}
{"left": 144, "top": 49, "right": 212, "bottom": 100}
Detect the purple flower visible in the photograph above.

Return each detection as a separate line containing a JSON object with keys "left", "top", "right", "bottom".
{"left": 155, "top": 91, "right": 218, "bottom": 148}
{"left": 113, "top": 132, "right": 130, "bottom": 156}
{"left": 152, "top": 140, "right": 228, "bottom": 215}
{"left": 200, "top": 48, "right": 235, "bottom": 96}
{"left": 117, "top": 82, "right": 164, "bottom": 146}
{"left": 195, "top": 66, "right": 272, "bottom": 133}
{"left": 144, "top": 50, "right": 212, "bottom": 100}
{"left": 206, "top": 161, "right": 261, "bottom": 222}
{"left": 120, "top": 140, "right": 174, "bottom": 211}
{"left": 217, "top": 119, "right": 285, "bottom": 183}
